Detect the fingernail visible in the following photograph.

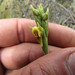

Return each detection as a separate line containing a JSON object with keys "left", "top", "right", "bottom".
{"left": 68, "top": 53, "right": 75, "bottom": 75}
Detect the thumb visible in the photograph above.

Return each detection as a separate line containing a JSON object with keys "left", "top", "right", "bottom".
{"left": 6, "top": 47, "right": 75, "bottom": 75}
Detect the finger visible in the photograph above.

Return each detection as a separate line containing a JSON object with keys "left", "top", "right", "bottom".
{"left": 1, "top": 43, "right": 62, "bottom": 69}
{"left": 0, "top": 18, "right": 75, "bottom": 47}
{"left": 6, "top": 48, "right": 75, "bottom": 75}
{"left": 0, "top": 18, "right": 36, "bottom": 47}
{"left": 48, "top": 23, "right": 75, "bottom": 47}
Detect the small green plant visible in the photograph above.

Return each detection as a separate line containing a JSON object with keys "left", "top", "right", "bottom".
{"left": 30, "top": 4, "right": 49, "bottom": 54}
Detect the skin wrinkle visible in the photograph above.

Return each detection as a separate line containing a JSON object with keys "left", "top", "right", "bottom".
{"left": 16, "top": 18, "right": 19, "bottom": 43}
{"left": 18, "top": 58, "right": 46, "bottom": 75}
{"left": 18, "top": 69, "right": 26, "bottom": 75}
{"left": 17, "top": 18, "right": 25, "bottom": 43}
{"left": 26, "top": 44, "right": 42, "bottom": 63}
{"left": 65, "top": 55, "right": 74, "bottom": 75}
{"left": 17, "top": 19, "right": 24, "bottom": 42}
{"left": 22, "top": 22, "right": 25, "bottom": 43}
{"left": 28, "top": 64, "right": 43, "bottom": 75}
{"left": 28, "top": 46, "right": 33, "bottom": 63}
{"left": 25, "top": 43, "right": 38, "bottom": 63}
{"left": 51, "top": 64, "right": 67, "bottom": 75}
{"left": 15, "top": 65, "right": 33, "bottom": 75}
{"left": 29, "top": 67, "right": 33, "bottom": 75}
{"left": 35, "top": 61, "right": 50, "bottom": 75}
{"left": 39, "top": 64, "right": 50, "bottom": 75}
{"left": 17, "top": 18, "right": 22, "bottom": 43}
{"left": 25, "top": 46, "right": 32, "bottom": 64}
{"left": 28, "top": 44, "right": 38, "bottom": 62}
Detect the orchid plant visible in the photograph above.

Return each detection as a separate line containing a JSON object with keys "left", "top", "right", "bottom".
{"left": 30, "top": 4, "right": 49, "bottom": 54}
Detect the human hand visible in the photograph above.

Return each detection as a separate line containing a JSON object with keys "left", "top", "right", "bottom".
{"left": 0, "top": 18, "right": 75, "bottom": 75}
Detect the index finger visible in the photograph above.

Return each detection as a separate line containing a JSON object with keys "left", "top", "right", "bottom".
{"left": 0, "top": 18, "right": 75, "bottom": 47}
{"left": 0, "top": 18, "right": 36, "bottom": 47}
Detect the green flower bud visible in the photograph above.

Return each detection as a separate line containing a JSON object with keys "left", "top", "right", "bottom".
{"left": 30, "top": 5, "right": 39, "bottom": 16}
{"left": 38, "top": 4, "right": 44, "bottom": 16}
{"left": 42, "top": 8, "right": 49, "bottom": 20}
